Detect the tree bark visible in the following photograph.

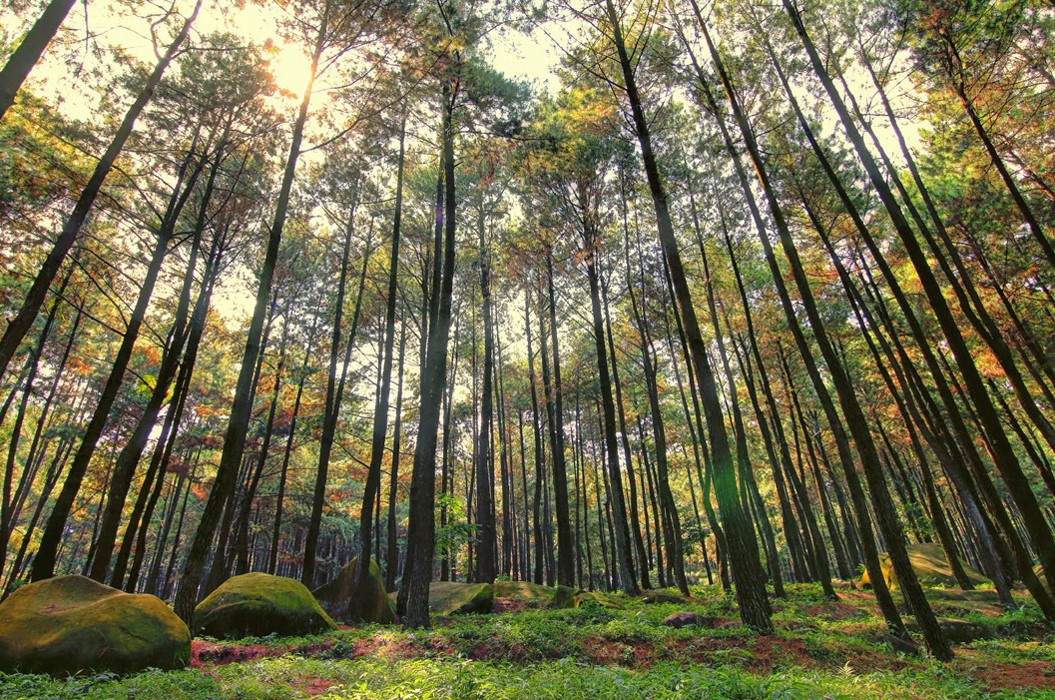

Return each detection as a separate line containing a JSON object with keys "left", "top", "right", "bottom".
{"left": 359, "top": 116, "right": 406, "bottom": 603}
{"left": 401, "top": 80, "right": 459, "bottom": 628}
{"left": 0, "top": 0, "right": 77, "bottom": 119}
{"left": 173, "top": 28, "right": 322, "bottom": 625}
{"left": 605, "top": 0, "right": 771, "bottom": 631}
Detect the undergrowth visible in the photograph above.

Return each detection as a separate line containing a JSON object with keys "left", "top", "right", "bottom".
{"left": 1, "top": 584, "right": 1051, "bottom": 699}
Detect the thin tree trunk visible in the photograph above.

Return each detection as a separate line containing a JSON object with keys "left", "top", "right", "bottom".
{"left": 91, "top": 160, "right": 217, "bottom": 582}
{"left": 360, "top": 117, "right": 406, "bottom": 603}
{"left": 385, "top": 317, "right": 407, "bottom": 591}
{"left": 0, "top": 0, "right": 202, "bottom": 383}
{"left": 601, "top": 243, "right": 650, "bottom": 589}
{"left": 584, "top": 246, "right": 638, "bottom": 595}
{"left": 526, "top": 293, "right": 546, "bottom": 586}
{"left": 304, "top": 193, "right": 371, "bottom": 587}
{"left": 474, "top": 201, "right": 497, "bottom": 584}
{"left": 0, "top": 0, "right": 77, "bottom": 119}
{"left": 32, "top": 155, "right": 203, "bottom": 581}
{"left": 542, "top": 252, "right": 575, "bottom": 586}
{"left": 784, "top": 0, "right": 1055, "bottom": 603}
{"left": 0, "top": 265, "right": 73, "bottom": 578}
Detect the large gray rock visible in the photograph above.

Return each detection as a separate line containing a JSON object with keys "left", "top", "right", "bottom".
{"left": 0, "top": 575, "right": 190, "bottom": 676}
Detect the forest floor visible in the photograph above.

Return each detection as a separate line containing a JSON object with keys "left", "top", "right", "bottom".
{"left": 1, "top": 582, "right": 1053, "bottom": 699}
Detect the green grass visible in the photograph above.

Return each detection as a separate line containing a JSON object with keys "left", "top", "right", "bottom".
{"left": 2, "top": 657, "right": 1045, "bottom": 700}
{"left": 1, "top": 584, "right": 1052, "bottom": 699}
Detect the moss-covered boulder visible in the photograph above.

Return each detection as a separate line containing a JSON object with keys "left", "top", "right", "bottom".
{"left": 548, "top": 585, "right": 578, "bottom": 609}
{"left": 578, "top": 590, "right": 624, "bottom": 607}
{"left": 194, "top": 572, "right": 337, "bottom": 638}
{"left": 492, "top": 580, "right": 555, "bottom": 602}
{"left": 0, "top": 575, "right": 190, "bottom": 676}
{"left": 859, "top": 543, "right": 989, "bottom": 589}
{"left": 313, "top": 557, "right": 394, "bottom": 624}
{"left": 642, "top": 591, "right": 690, "bottom": 605}
{"left": 574, "top": 591, "right": 625, "bottom": 609}
{"left": 428, "top": 582, "right": 493, "bottom": 615}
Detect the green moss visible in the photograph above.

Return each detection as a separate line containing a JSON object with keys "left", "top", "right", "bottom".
{"left": 640, "top": 590, "right": 690, "bottom": 605}
{"left": 574, "top": 591, "right": 625, "bottom": 609}
{"left": 428, "top": 582, "right": 494, "bottom": 615}
{"left": 492, "top": 580, "right": 555, "bottom": 601}
{"left": 194, "top": 572, "right": 337, "bottom": 638}
{"left": 3, "top": 583, "right": 1053, "bottom": 698}
{"left": 548, "top": 585, "right": 578, "bottom": 609}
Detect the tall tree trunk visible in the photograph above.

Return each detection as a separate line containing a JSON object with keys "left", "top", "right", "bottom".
{"left": 91, "top": 153, "right": 219, "bottom": 582}
{"left": 495, "top": 330, "right": 514, "bottom": 578}
{"left": 783, "top": 0, "right": 1055, "bottom": 602}
{"left": 675, "top": 6, "right": 909, "bottom": 641}
{"left": 584, "top": 245, "right": 638, "bottom": 594}
{"left": 604, "top": 0, "right": 771, "bottom": 630}
{"left": 173, "top": 30, "right": 322, "bottom": 624}
{"left": 360, "top": 116, "right": 406, "bottom": 604}
{"left": 304, "top": 191, "right": 371, "bottom": 587}
{"left": 541, "top": 252, "right": 575, "bottom": 586}
{"left": 268, "top": 317, "right": 317, "bottom": 575}
{"left": 625, "top": 233, "right": 691, "bottom": 595}
{"left": 115, "top": 233, "right": 225, "bottom": 590}
{"left": 232, "top": 321, "right": 290, "bottom": 577}
{"left": 385, "top": 317, "right": 407, "bottom": 591}
{"left": 401, "top": 80, "right": 459, "bottom": 628}
{"left": 0, "top": 0, "right": 77, "bottom": 119}
{"left": 695, "top": 209, "right": 785, "bottom": 596}
{"left": 703, "top": 8, "right": 950, "bottom": 652}
{"left": 525, "top": 293, "right": 546, "bottom": 585}
{"left": 0, "top": 265, "right": 72, "bottom": 579}
{"left": 474, "top": 202, "right": 497, "bottom": 584}
{"left": 600, "top": 238, "right": 650, "bottom": 589}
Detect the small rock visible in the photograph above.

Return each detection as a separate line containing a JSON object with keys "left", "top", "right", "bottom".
{"left": 662, "top": 612, "right": 705, "bottom": 628}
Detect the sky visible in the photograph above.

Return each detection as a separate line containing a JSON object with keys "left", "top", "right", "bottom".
{"left": 5, "top": 0, "right": 561, "bottom": 327}
{"left": 7, "top": 0, "right": 560, "bottom": 118}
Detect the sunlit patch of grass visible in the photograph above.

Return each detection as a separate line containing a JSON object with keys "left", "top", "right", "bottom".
{"left": 0, "top": 668, "right": 222, "bottom": 700}
{"left": 6, "top": 658, "right": 1049, "bottom": 700}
